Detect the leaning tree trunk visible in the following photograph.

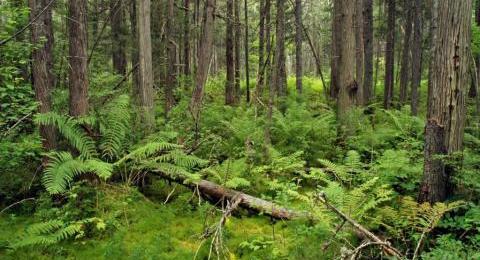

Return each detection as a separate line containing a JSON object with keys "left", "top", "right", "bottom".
{"left": 111, "top": 0, "right": 127, "bottom": 76}
{"left": 399, "top": 0, "right": 413, "bottom": 106}
{"left": 418, "top": 0, "right": 472, "bottom": 203}
{"left": 295, "top": 0, "right": 303, "bottom": 94}
{"left": 383, "top": 0, "right": 395, "bottom": 109}
{"left": 68, "top": 0, "right": 89, "bottom": 117}
{"left": 363, "top": 0, "right": 373, "bottom": 104}
{"left": 336, "top": 0, "right": 357, "bottom": 125}
{"left": 136, "top": 0, "right": 155, "bottom": 131}
{"left": 410, "top": 0, "right": 423, "bottom": 116}
{"left": 225, "top": 0, "right": 236, "bottom": 105}
{"left": 29, "top": 0, "right": 57, "bottom": 151}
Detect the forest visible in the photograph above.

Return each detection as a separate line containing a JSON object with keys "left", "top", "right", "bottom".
{"left": 0, "top": 0, "right": 480, "bottom": 259}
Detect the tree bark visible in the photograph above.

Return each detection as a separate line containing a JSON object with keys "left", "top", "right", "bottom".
{"left": 330, "top": 1, "right": 341, "bottom": 99}
{"left": 136, "top": 0, "right": 155, "bottom": 130}
{"left": 189, "top": 0, "right": 216, "bottom": 122}
{"left": 383, "top": 0, "right": 395, "bottom": 109}
{"left": 29, "top": 0, "right": 56, "bottom": 151}
{"left": 225, "top": 0, "right": 236, "bottom": 105}
{"left": 295, "top": 0, "right": 303, "bottom": 95}
{"left": 410, "top": 0, "right": 423, "bottom": 116}
{"left": 68, "top": 0, "right": 89, "bottom": 117}
{"left": 399, "top": 0, "right": 413, "bottom": 106}
{"left": 254, "top": 0, "right": 266, "bottom": 103}
{"left": 336, "top": 0, "right": 357, "bottom": 124}
{"left": 184, "top": 0, "right": 191, "bottom": 76}
{"left": 244, "top": 0, "right": 250, "bottom": 103}
{"left": 363, "top": 0, "right": 373, "bottom": 104}
{"left": 165, "top": 0, "right": 176, "bottom": 115}
{"left": 274, "top": 0, "right": 287, "bottom": 97}
{"left": 130, "top": 0, "right": 140, "bottom": 93}
{"left": 111, "top": 0, "right": 127, "bottom": 76}
{"left": 354, "top": 0, "right": 364, "bottom": 105}
{"left": 419, "top": 0, "right": 472, "bottom": 203}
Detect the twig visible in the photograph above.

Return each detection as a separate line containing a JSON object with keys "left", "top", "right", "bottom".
{"left": 349, "top": 241, "right": 391, "bottom": 260}
{"left": 0, "top": 0, "right": 56, "bottom": 46}
{"left": 163, "top": 184, "right": 177, "bottom": 204}
{"left": 2, "top": 112, "right": 33, "bottom": 138}
{"left": 0, "top": 198, "right": 35, "bottom": 215}
{"left": 412, "top": 230, "right": 427, "bottom": 260}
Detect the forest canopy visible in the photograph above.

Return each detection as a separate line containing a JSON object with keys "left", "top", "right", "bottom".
{"left": 1, "top": 0, "right": 480, "bottom": 259}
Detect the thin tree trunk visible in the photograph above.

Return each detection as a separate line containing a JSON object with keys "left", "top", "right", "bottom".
{"left": 165, "top": 0, "right": 176, "bottom": 115}
{"left": 410, "top": 0, "right": 423, "bottom": 116}
{"left": 244, "top": 0, "right": 250, "bottom": 103}
{"left": 363, "top": 0, "right": 373, "bottom": 104}
{"left": 234, "top": 0, "right": 241, "bottom": 103}
{"left": 330, "top": 0, "right": 340, "bottom": 99}
{"left": 68, "top": 0, "right": 89, "bottom": 117}
{"left": 184, "top": 0, "right": 191, "bottom": 76}
{"left": 130, "top": 0, "right": 140, "bottom": 93}
{"left": 225, "top": 0, "right": 236, "bottom": 105}
{"left": 399, "top": 0, "right": 413, "bottom": 106}
{"left": 111, "top": 0, "right": 127, "bottom": 76}
{"left": 255, "top": 0, "right": 266, "bottom": 104}
{"left": 295, "top": 0, "right": 303, "bottom": 95}
{"left": 136, "top": 0, "right": 155, "bottom": 130}
{"left": 355, "top": 0, "right": 364, "bottom": 105}
{"left": 336, "top": 0, "right": 357, "bottom": 125}
{"left": 274, "top": 0, "right": 287, "bottom": 97}
{"left": 383, "top": 0, "right": 395, "bottom": 109}
{"left": 29, "top": 0, "right": 56, "bottom": 151}
{"left": 419, "top": 0, "right": 472, "bottom": 203}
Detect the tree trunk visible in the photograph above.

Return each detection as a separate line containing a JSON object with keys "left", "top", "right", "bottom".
{"left": 184, "top": 0, "right": 191, "bottom": 76}
{"left": 354, "top": 0, "right": 364, "bottom": 105}
{"left": 29, "top": 0, "right": 56, "bottom": 151}
{"left": 225, "top": 0, "right": 236, "bottom": 105}
{"left": 274, "top": 0, "right": 287, "bottom": 97}
{"left": 399, "top": 0, "right": 413, "bottom": 106}
{"left": 383, "top": 0, "right": 395, "bottom": 109}
{"left": 111, "top": 0, "right": 127, "bottom": 76}
{"left": 255, "top": 0, "right": 266, "bottom": 103}
{"left": 419, "top": 0, "right": 472, "bottom": 203}
{"left": 68, "top": 0, "right": 89, "bottom": 117}
{"left": 234, "top": 0, "right": 242, "bottom": 103}
{"left": 244, "top": 0, "right": 250, "bottom": 103}
{"left": 410, "top": 0, "right": 423, "bottom": 116}
{"left": 336, "top": 0, "right": 357, "bottom": 124}
{"left": 189, "top": 0, "right": 216, "bottom": 122}
{"left": 136, "top": 0, "right": 155, "bottom": 130}
{"left": 295, "top": 0, "right": 303, "bottom": 95}
{"left": 165, "top": 0, "right": 176, "bottom": 115}
{"left": 363, "top": 0, "right": 373, "bottom": 104}
{"left": 130, "top": 0, "right": 140, "bottom": 93}
{"left": 330, "top": 0, "right": 341, "bottom": 99}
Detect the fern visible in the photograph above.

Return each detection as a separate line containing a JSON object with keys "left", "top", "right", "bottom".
{"left": 42, "top": 152, "right": 113, "bottom": 194}
{"left": 115, "top": 142, "right": 181, "bottom": 166}
{"left": 34, "top": 112, "right": 97, "bottom": 159}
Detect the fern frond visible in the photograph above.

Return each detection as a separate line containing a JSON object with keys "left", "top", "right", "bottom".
{"left": 42, "top": 152, "right": 113, "bottom": 194}
{"left": 115, "top": 142, "right": 181, "bottom": 166}
{"left": 34, "top": 112, "right": 97, "bottom": 159}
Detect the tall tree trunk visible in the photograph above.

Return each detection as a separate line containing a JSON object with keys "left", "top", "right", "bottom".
{"left": 189, "top": 0, "right": 216, "bottom": 123}
{"left": 295, "top": 0, "right": 303, "bottom": 95}
{"left": 274, "top": 0, "right": 287, "bottom": 97}
{"left": 165, "top": 0, "right": 176, "bottom": 115}
{"left": 244, "top": 0, "right": 250, "bottom": 103}
{"left": 418, "top": 0, "right": 472, "bottom": 203}
{"left": 336, "top": 0, "right": 357, "bottom": 125}
{"left": 234, "top": 0, "right": 241, "bottom": 102}
{"left": 355, "top": 0, "right": 364, "bottom": 105}
{"left": 255, "top": 0, "right": 266, "bottom": 103}
{"left": 111, "top": 0, "right": 127, "bottom": 76}
{"left": 184, "top": 0, "right": 191, "bottom": 76}
{"left": 225, "top": 0, "right": 236, "bottom": 105}
{"left": 136, "top": 0, "right": 155, "bottom": 130}
{"left": 399, "top": 0, "right": 413, "bottom": 106}
{"left": 44, "top": 0, "right": 55, "bottom": 88}
{"left": 68, "top": 0, "right": 89, "bottom": 117}
{"left": 130, "top": 0, "right": 140, "bottom": 92}
{"left": 363, "top": 0, "right": 373, "bottom": 104}
{"left": 383, "top": 0, "right": 396, "bottom": 109}
{"left": 330, "top": 0, "right": 341, "bottom": 99}
{"left": 410, "top": 0, "right": 423, "bottom": 116}
{"left": 29, "top": 0, "right": 56, "bottom": 151}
